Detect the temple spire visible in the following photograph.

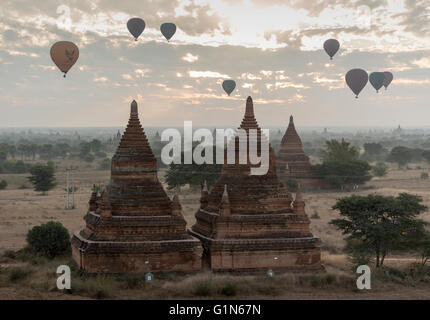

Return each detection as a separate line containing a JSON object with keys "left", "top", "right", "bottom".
{"left": 219, "top": 184, "right": 231, "bottom": 216}
{"left": 245, "top": 96, "right": 254, "bottom": 117}
{"left": 240, "top": 96, "right": 259, "bottom": 130}
{"left": 200, "top": 180, "right": 209, "bottom": 209}
{"left": 130, "top": 100, "right": 138, "bottom": 119}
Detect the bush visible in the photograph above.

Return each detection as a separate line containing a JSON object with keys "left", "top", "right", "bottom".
{"left": 372, "top": 162, "right": 388, "bottom": 177}
{"left": 0, "top": 179, "right": 7, "bottom": 190}
{"left": 26, "top": 221, "right": 71, "bottom": 258}
{"left": 193, "top": 279, "right": 212, "bottom": 297}
{"left": 221, "top": 282, "right": 237, "bottom": 296}
{"left": 421, "top": 172, "right": 429, "bottom": 180}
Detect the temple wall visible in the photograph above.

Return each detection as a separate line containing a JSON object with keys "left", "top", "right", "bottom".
{"left": 72, "top": 244, "right": 202, "bottom": 274}
{"left": 208, "top": 247, "right": 321, "bottom": 272}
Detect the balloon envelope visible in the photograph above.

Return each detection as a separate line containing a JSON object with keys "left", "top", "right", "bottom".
{"left": 50, "top": 41, "right": 79, "bottom": 76}
{"left": 127, "top": 18, "right": 145, "bottom": 40}
{"left": 345, "top": 69, "right": 368, "bottom": 98}
{"left": 369, "top": 72, "right": 386, "bottom": 93}
{"left": 160, "top": 23, "right": 176, "bottom": 41}
{"left": 323, "top": 39, "right": 340, "bottom": 60}
{"left": 383, "top": 71, "right": 394, "bottom": 90}
{"left": 222, "top": 80, "right": 236, "bottom": 96}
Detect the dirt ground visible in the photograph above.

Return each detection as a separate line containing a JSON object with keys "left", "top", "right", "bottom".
{"left": 0, "top": 161, "right": 430, "bottom": 299}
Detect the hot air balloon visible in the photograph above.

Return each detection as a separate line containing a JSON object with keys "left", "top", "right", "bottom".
{"left": 383, "top": 71, "right": 394, "bottom": 90}
{"left": 160, "top": 23, "right": 176, "bottom": 42}
{"left": 222, "top": 80, "right": 236, "bottom": 96}
{"left": 323, "top": 39, "right": 340, "bottom": 60}
{"left": 50, "top": 41, "right": 79, "bottom": 78}
{"left": 345, "top": 69, "right": 368, "bottom": 98}
{"left": 127, "top": 18, "right": 146, "bottom": 41}
{"left": 369, "top": 72, "right": 386, "bottom": 93}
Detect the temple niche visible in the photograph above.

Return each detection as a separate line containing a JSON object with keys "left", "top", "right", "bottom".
{"left": 189, "top": 97, "right": 322, "bottom": 273}
{"left": 277, "top": 116, "right": 329, "bottom": 189}
{"left": 72, "top": 100, "right": 202, "bottom": 274}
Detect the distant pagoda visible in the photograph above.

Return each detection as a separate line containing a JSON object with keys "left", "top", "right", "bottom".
{"left": 72, "top": 100, "right": 202, "bottom": 273}
{"left": 277, "top": 116, "right": 328, "bottom": 189}
{"left": 189, "top": 97, "right": 322, "bottom": 272}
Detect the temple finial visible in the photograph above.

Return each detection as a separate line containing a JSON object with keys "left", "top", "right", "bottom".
{"left": 245, "top": 96, "right": 254, "bottom": 117}
{"left": 219, "top": 184, "right": 231, "bottom": 216}
{"left": 130, "top": 100, "right": 138, "bottom": 118}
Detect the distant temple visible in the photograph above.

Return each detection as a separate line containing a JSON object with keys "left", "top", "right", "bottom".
{"left": 277, "top": 116, "right": 328, "bottom": 189}
{"left": 72, "top": 101, "right": 202, "bottom": 273}
{"left": 189, "top": 97, "right": 322, "bottom": 272}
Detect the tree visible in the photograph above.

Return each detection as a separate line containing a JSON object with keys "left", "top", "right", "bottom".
{"left": 422, "top": 150, "right": 430, "bottom": 164}
{"left": 330, "top": 193, "right": 428, "bottom": 267}
{"left": 388, "top": 146, "right": 414, "bottom": 168}
{"left": 315, "top": 160, "right": 371, "bottom": 190}
{"left": 314, "top": 139, "right": 371, "bottom": 190}
{"left": 322, "top": 139, "right": 358, "bottom": 162}
{"left": 0, "top": 180, "right": 7, "bottom": 190}
{"left": 372, "top": 162, "right": 388, "bottom": 177}
{"left": 26, "top": 221, "right": 71, "bottom": 258}
{"left": 27, "top": 162, "right": 56, "bottom": 194}
{"left": 401, "top": 230, "right": 430, "bottom": 266}
{"left": 165, "top": 149, "right": 222, "bottom": 190}
{"left": 363, "top": 143, "right": 384, "bottom": 156}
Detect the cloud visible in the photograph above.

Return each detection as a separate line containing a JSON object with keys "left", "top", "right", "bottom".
{"left": 182, "top": 52, "right": 199, "bottom": 62}
{"left": 188, "top": 71, "right": 230, "bottom": 78}
{"left": 93, "top": 77, "right": 108, "bottom": 82}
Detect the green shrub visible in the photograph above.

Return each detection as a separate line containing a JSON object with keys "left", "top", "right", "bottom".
{"left": 421, "top": 172, "right": 429, "bottom": 180}
{"left": 221, "top": 282, "right": 238, "bottom": 296}
{"left": 372, "top": 162, "right": 388, "bottom": 177}
{"left": 26, "top": 221, "right": 71, "bottom": 258}
{"left": 0, "top": 179, "right": 7, "bottom": 190}
{"left": 193, "top": 279, "right": 212, "bottom": 297}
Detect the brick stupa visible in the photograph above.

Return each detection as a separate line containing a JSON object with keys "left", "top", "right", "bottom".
{"left": 277, "top": 116, "right": 328, "bottom": 189}
{"left": 72, "top": 100, "right": 202, "bottom": 273}
{"left": 189, "top": 97, "right": 322, "bottom": 272}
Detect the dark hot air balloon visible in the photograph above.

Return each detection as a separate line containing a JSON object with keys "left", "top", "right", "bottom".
{"left": 323, "top": 39, "right": 340, "bottom": 60}
{"left": 383, "top": 71, "right": 394, "bottom": 90}
{"left": 222, "top": 80, "right": 236, "bottom": 96}
{"left": 160, "top": 23, "right": 176, "bottom": 41}
{"left": 50, "top": 41, "right": 79, "bottom": 78}
{"left": 127, "top": 18, "right": 146, "bottom": 41}
{"left": 345, "top": 69, "right": 368, "bottom": 98}
{"left": 369, "top": 72, "right": 386, "bottom": 93}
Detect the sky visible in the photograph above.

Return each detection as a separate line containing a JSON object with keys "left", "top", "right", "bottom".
{"left": 0, "top": 0, "right": 429, "bottom": 128}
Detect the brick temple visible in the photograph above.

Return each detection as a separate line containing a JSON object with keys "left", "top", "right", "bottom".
{"left": 277, "top": 116, "right": 329, "bottom": 189}
{"left": 72, "top": 100, "right": 202, "bottom": 273}
{"left": 189, "top": 97, "right": 322, "bottom": 273}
